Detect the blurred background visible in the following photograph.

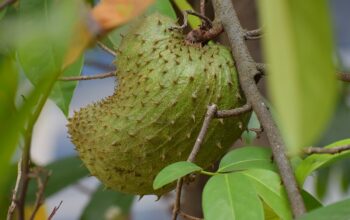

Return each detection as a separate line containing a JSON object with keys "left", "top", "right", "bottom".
{"left": 22, "top": 0, "right": 350, "bottom": 219}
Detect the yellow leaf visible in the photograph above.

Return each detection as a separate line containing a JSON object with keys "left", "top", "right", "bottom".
{"left": 64, "top": 0, "right": 155, "bottom": 67}
{"left": 92, "top": 0, "right": 155, "bottom": 32}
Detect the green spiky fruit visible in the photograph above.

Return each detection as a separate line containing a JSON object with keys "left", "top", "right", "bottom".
{"left": 68, "top": 13, "right": 250, "bottom": 195}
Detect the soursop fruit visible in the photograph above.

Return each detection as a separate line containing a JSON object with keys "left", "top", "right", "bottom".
{"left": 68, "top": 13, "right": 250, "bottom": 195}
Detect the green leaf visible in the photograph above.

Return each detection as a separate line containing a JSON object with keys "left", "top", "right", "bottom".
{"left": 17, "top": 1, "right": 84, "bottom": 116}
{"left": 297, "top": 199, "right": 350, "bottom": 220}
{"left": 203, "top": 173, "right": 264, "bottom": 220}
{"left": 81, "top": 185, "right": 134, "bottom": 220}
{"left": 0, "top": 56, "right": 20, "bottom": 200}
{"left": 50, "top": 55, "right": 84, "bottom": 116}
{"left": 27, "top": 156, "right": 89, "bottom": 202}
{"left": 0, "top": 7, "right": 7, "bottom": 20}
{"left": 0, "top": 0, "right": 82, "bottom": 203}
{"left": 295, "top": 139, "right": 350, "bottom": 185}
{"left": 109, "top": 0, "right": 176, "bottom": 48}
{"left": 258, "top": 0, "right": 337, "bottom": 154}
{"left": 301, "top": 190, "right": 322, "bottom": 211}
{"left": 153, "top": 161, "right": 202, "bottom": 190}
{"left": 219, "top": 146, "right": 275, "bottom": 172}
{"left": 243, "top": 169, "right": 292, "bottom": 220}
{"left": 315, "top": 168, "right": 330, "bottom": 199}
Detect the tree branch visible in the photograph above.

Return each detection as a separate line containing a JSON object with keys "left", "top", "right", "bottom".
{"left": 215, "top": 103, "right": 252, "bottom": 118}
{"left": 97, "top": 41, "right": 116, "bottom": 57}
{"left": 172, "top": 104, "right": 218, "bottom": 220}
{"left": 200, "top": 0, "right": 206, "bottom": 16}
{"left": 338, "top": 72, "right": 350, "bottom": 82}
{"left": 29, "top": 167, "right": 51, "bottom": 220}
{"left": 211, "top": 0, "right": 306, "bottom": 217}
{"left": 47, "top": 201, "right": 63, "bottom": 220}
{"left": 304, "top": 145, "right": 350, "bottom": 155}
{"left": 244, "top": 28, "right": 262, "bottom": 40}
{"left": 59, "top": 72, "right": 115, "bottom": 81}
{"left": 6, "top": 159, "right": 22, "bottom": 220}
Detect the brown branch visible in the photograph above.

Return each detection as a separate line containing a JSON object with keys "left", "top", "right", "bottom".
{"left": 172, "top": 179, "right": 184, "bottom": 220}
{"left": 200, "top": 0, "right": 206, "bottom": 16}
{"left": 6, "top": 159, "right": 22, "bottom": 220}
{"left": 29, "top": 168, "right": 51, "bottom": 220}
{"left": 215, "top": 103, "right": 252, "bottom": 118}
{"left": 48, "top": 201, "right": 63, "bottom": 220}
{"left": 179, "top": 211, "right": 203, "bottom": 220}
{"left": 97, "top": 41, "right": 116, "bottom": 57}
{"left": 338, "top": 72, "right": 350, "bottom": 82}
{"left": 304, "top": 144, "right": 350, "bottom": 155}
{"left": 15, "top": 132, "right": 33, "bottom": 220}
{"left": 244, "top": 28, "right": 262, "bottom": 40}
{"left": 211, "top": 0, "right": 306, "bottom": 217}
{"left": 59, "top": 72, "right": 115, "bottom": 81}
{"left": 169, "top": 10, "right": 189, "bottom": 30}
{"left": 0, "top": 0, "right": 16, "bottom": 10}
{"left": 172, "top": 104, "right": 218, "bottom": 220}
{"left": 185, "top": 22, "right": 223, "bottom": 44}
{"left": 255, "top": 63, "right": 267, "bottom": 73}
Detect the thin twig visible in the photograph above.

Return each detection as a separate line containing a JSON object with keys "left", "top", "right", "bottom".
{"left": 244, "top": 28, "right": 262, "bottom": 40}
{"left": 212, "top": 0, "right": 306, "bottom": 217}
{"left": 172, "top": 104, "right": 218, "bottom": 220}
{"left": 186, "top": 10, "right": 212, "bottom": 28}
{"left": 29, "top": 168, "right": 51, "bottom": 220}
{"left": 188, "top": 105, "right": 218, "bottom": 162}
{"left": 169, "top": 10, "right": 189, "bottom": 30}
{"left": 338, "top": 72, "right": 350, "bottom": 82}
{"left": 59, "top": 72, "right": 115, "bottom": 81}
{"left": 47, "top": 201, "right": 63, "bottom": 220}
{"left": 97, "top": 41, "right": 116, "bottom": 57}
{"left": 215, "top": 103, "right": 252, "bottom": 118}
{"left": 304, "top": 145, "right": 350, "bottom": 155}
{"left": 179, "top": 211, "right": 203, "bottom": 220}
{"left": 172, "top": 179, "right": 184, "bottom": 220}
{"left": 6, "top": 159, "right": 22, "bottom": 220}
{"left": 16, "top": 132, "right": 32, "bottom": 220}
{"left": 0, "top": 0, "right": 16, "bottom": 11}
{"left": 255, "top": 63, "right": 267, "bottom": 73}
{"left": 200, "top": 0, "right": 206, "bottom": 16}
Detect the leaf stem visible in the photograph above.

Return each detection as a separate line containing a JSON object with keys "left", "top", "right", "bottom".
{"left": 59, "top": 72, "right": 115, "bottom": 81}
{"left": 200, "top": 170, "right": 216, "bottom": 176}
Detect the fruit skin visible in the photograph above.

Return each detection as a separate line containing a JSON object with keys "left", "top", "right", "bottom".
{"left": 68, "top": 13, "right": 250, "bottom": 195}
